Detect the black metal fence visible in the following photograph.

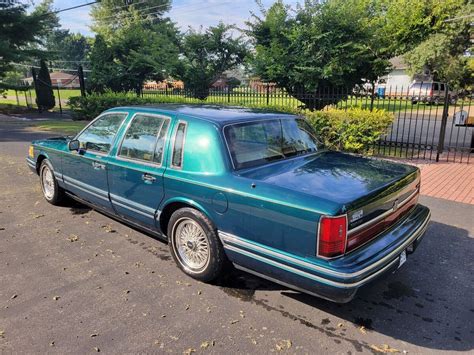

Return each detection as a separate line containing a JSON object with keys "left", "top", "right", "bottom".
{"left": 142, "top": 85, "right": 473, "bottom": 163}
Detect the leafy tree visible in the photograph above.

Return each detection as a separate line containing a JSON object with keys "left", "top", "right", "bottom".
{"left": 246, "top": 0, "right": 390, "bottom": 110}
{"left": 180, "top": 23, "right": 249, "bottom": 99}
{"left": 88, "top": 0, "right": 179, "bottom": 94}
{"left": 88, "top": 35, "right": 118, "bottom": 93}
{"left": 0, "top": 1, "right": 57, "bottom": 79}
{"left": 88, "top": 20, "right": 180, "bottom": 94}
{"left": 45, "top": 30, "right": 91, "bottom": 67}
{"left": 90, "top": 0, "right": 172, "bottom": 41}
{"left": 35, "top": 59, "right": 55, "bottom": 111}
{"left": 386, "top": 0, "right": 473, "bottom": 89}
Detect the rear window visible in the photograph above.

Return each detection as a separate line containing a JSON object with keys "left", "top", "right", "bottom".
{"left": 224, "top": 118, "right": 318, "bottom": 169}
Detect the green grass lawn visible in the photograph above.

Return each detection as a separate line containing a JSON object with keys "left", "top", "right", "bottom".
{"left": 28, "top": 120, "right": 87, "bottom": 135}
{"left": 1, "top": 89, "right": 81, "bottom": 109}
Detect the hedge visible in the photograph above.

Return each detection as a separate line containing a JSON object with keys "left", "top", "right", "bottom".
{"left": 68, "top": 92, "right": 393, "bottom": 154}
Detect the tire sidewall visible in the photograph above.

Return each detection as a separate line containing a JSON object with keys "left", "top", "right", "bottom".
{"left": 40, "top": 159, "right": 61, "bottom": 204}
{"left": 168, "top": 208, "right": 225, "bottom": 282}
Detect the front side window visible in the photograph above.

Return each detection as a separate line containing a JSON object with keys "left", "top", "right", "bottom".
{"left": 119, "top": 114, "right": 170, "bottom": 163}
{"left": 171, "top": 122, "right": 187, "bottom": 168}
{"left": 224, "top": 118, "right": 318, "bottom": 169}
{"left": 77, "top": 113, "right": 127, "bottom": 153}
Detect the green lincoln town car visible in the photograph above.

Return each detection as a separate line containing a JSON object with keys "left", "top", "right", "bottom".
{"left": 26, "top": 105, "right": 430, "bottom": 303}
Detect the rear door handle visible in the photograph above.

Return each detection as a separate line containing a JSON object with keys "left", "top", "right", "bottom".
{"left": 142, "top": 173, "right": 156, "bottom": 183}
{"left": 92, "top": 161, "right": 105, "bottom": 170}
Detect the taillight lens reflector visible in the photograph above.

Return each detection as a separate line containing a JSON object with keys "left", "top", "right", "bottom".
{"left": 318, "top": 215, "right": 347, "bottom": 258}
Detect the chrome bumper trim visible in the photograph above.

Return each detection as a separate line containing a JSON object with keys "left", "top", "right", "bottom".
{"left": 219, "top": 209, "right": 430, "bottom": 281}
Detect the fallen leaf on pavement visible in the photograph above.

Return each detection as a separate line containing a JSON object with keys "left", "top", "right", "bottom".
{"left": 0, "top": 330, "right": 4, "bottom": 338}
{"left": 10, "top": 294, "right": 17, "bottom": 300}
{"left": 370, "top": 344, "right": 400, "bottom": 353}
{"left": 53, "top": 296, "right": 60, "bottom": 301}
{"left": 32, "top": 214, "right": 45, "bottom": 219}
{"left": 230, "top": 319, "right": 239, "bottom": 324}
{"left": 185, "top": 304, "right": 190, "bottom": 310}
{"left": 337, "top": 322, "right": 344, "bottom": 328}
{"left": 68, "top": 234, "right": 79, "bottom": 242}
{"left": 90, "top": 333, "right": 99, "bottom": 338}
{"left": 49, "top": 341, "right": 55, "bottom": 346}
{"left": 200, "top": 340, "right": 215, "bottom": 349}
{"left": 276, "top": 339, "right": 292, "bottom": 351}
{"left": 359, "top": 326, "right": 367, "bottom": 334}
{"left": 101, "top": 224, "right": 116, "bottom": 233}
{"left": 93, "top": 347, "right": 100, "bottom": 352}
{"left": 183, "top": 348, "right": 196, "bottom": 355}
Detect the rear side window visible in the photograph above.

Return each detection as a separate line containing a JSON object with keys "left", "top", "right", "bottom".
{"left": 77, "top": 113, "right": 127, "bottom": 153}
{"left": 119, "top": 114, "right": 170, "bottom": 163}
{"left": 433, "top": 83, "right": 439, "bottom": 91}
{"left": 171, "top": 121, "right": 187, "bottom": 168}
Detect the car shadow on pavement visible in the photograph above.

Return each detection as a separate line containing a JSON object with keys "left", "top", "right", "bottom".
{"left": 218, "top": 221, "right": 473, "bottom": 352}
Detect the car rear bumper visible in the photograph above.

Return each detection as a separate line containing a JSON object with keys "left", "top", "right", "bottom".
{"left": 220, "top": 204, "right": 430, "bottom": 303}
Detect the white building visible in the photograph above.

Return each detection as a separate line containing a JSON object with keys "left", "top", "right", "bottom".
{"left": 378, "top": 56, "right": 432, "bottom": 95}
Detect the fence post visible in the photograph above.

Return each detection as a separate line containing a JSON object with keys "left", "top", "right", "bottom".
{"left": 56, "top": 86, "right": 62, "bottom": 114}
{"left": 369, "top": 82, "right": 375, "bottom": 112}
{"left": 436, "top": 85, "right": 450, "bottom": 162}
{"left": 266, "top": 84, "right": 270, "bottom": 106}
{"left": 78, "top": 65, "right": 86, "bottom": 97}
{"left": 15, "top": 90, "right": 19, "bottom": 106}
{"left": 24, "top": 90, "right": 29, "bottom": 108}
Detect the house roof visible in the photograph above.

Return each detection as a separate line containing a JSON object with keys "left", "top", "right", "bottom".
{"left": 109, "top": 104, "right": 295, "bottom": 125}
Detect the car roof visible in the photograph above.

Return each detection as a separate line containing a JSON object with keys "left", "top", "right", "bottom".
{"left": 109, "top": 104, "right": 296, "bottom": 126}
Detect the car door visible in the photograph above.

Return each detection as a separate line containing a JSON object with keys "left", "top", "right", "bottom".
{"left": 107, "top": 112, "right": 171, "bottom": 229}
{"left": 62, "top": 112, "right": 128, "bottom": 210}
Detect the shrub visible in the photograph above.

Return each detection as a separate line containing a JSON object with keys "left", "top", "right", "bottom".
{"left": 304, "top": 108, "right": 394, "bottom": 153}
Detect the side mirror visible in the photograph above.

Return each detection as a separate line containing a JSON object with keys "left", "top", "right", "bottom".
{"left": 68, "top": 139, "right": 80, "bottom": 151}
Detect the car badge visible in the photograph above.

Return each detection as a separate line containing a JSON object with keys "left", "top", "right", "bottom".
{"left": 350, "top": 209, "right": 363, "bottom": 222}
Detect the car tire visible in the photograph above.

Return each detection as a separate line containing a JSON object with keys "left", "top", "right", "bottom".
{"left": 168, "top": 207, "right": 227, "bottom": 282}
{"left": 39, "top": 159, "right": 65, "bottom": 205}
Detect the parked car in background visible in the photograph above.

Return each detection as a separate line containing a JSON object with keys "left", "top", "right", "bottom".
{"left": 409, "top": 81, "right": 456, "bottom": 105}
{"left": 26, "top": 105, "right": 430, "bottom": 303}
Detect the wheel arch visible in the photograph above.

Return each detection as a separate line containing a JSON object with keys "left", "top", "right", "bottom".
{"left": 36, "top": 151, "right": 51, "bottom": 174}
{"left": 158, "top": 197, "right": 215, "bottom": 238}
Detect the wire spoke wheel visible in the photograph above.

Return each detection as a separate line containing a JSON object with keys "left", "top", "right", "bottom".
{"left": 173, "top": 217, "right": 210, "bottom": 272}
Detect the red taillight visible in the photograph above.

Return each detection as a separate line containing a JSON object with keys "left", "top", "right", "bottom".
{"left": 318, "top": 215, "right": 347, "bottom": 258}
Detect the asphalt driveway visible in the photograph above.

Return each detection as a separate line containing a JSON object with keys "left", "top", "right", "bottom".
{"left": 0, "top": 117, "right": 473, "bottom": 354}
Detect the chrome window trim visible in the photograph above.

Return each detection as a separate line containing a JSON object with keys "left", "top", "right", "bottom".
{"left": 170, "top": 120, "right": 188, "bottom": 170}
{"left": 347, "top": 187, "right": 419, "bottom": 237}
{"left": 115, "top": 112, "right": 171, "bottom": 167}
{"left": 74, "top": 111, "right": 129, "bottom": 155}
{"left": 219, "top": 210, "right": 430, "bottom": 281}
{"left": 221, "top": 116, "right": 319, "bottom": 171}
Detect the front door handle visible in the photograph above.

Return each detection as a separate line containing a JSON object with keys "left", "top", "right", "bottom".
{"left": 92, "top": 161, "right": 106, "bottom": 170}
{"left": 142, "top": 173, "right": 156, "bottom": 184}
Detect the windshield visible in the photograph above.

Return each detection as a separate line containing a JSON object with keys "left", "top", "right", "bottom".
{"left": 224, "top": 118, "right": 318, "bottom": 169}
